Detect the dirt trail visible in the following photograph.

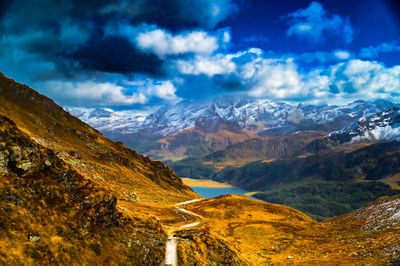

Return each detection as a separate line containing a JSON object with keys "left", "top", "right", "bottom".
{"left": 161, "top": 198, "right": 203, "bottom": 266}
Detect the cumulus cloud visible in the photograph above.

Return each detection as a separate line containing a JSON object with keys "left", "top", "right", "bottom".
{"left": 110, "top": 24, "right": 230, "bottom": 58}
{"left": 176, "top": 53, "right": 237, "bottom": 76}
{"left": 334, "top": 50, "right": 351, "bottom": 60}
{"left": 38, "top": 77, "right": 181, "bottom": 107}
{"left": 359, "top": 42, "right": 400, "bottom": 58}
{"left": 123, "top": 79, "right": 181, "bottom": 102}
{"left": 275, "top": 49, "right": 352, "bottom": 64}
{"left": 40, "top": 80, "right": 148, "bottom": 107}
{"left": 136, "top": 29, "right": 221, "bottom": 57}
{"left": 0, "top": 0, "right": 236, "bottom": 79}
{"left": 174, "top": 49, "right": 310, "bottom": 99}
{"left": 174, "top": 47, "right": 400, "bottom": 102}
{"left": 328, "top": 60, "right": 400, "bottom": 99}
{"left": 285, "top": 1, "right": 353, "bottom": 44}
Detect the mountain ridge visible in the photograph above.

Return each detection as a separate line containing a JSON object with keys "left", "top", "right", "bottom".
{"left": 69, "top": 96, "right": 400, "bottom": 161}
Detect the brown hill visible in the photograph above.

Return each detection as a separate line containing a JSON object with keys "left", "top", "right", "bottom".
{"left": 0, "top": 116, "right": 166, "bottom": 264}
{"left": 178, "top": 194, "right": 400, "bottom": 265}
{"left": 0, "top": 72, "right": 197, "bottom": 204}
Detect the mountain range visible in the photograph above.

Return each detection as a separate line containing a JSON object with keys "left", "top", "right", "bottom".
{"left": 1, "top": 72, "right": 399, "bottom": 265}
{"left": 70, "top": 96, "right": 400, "bottom": 221}
{"left": 69, "top": 97, "right": 400, "bottom": 160}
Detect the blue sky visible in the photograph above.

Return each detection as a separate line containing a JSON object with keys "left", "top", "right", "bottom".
{"left": 1, "top": 0, "right": 400, "bottom": 110}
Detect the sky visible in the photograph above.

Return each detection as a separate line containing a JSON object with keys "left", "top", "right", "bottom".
{"left": 1, "top": 0, "right": 400, "bottom": 111}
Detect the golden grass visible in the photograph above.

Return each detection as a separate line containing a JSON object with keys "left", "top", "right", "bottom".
{"left": 177, "top": 194, "right": 399, "bottom": 265}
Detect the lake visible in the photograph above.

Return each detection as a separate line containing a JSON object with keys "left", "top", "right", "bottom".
{"left": 182, "top": 178, "right": 257, "bottom": 200}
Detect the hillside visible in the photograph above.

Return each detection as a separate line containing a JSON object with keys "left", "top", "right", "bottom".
{"left": 169, "top": 130, "right": 325, "bottom": 178}
{"left": 0, "top": 116, "right": 166, "bottom": 264}
{"left": 212, "top": 141, "right": 400, "bottom": 220}
{"left": 178, "top": 194, "right": 400, "bottom": 265}
{"left": 0, "top": 73, "right": 197, "bottom": 204}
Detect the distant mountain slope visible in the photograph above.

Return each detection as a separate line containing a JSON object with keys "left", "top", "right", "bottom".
{"left": 329, "top": 107, "right": 400, "bottom": 143}
{"left": 211, "top": 141, "right": 400, "bottom": 220}
{"left": 213, "top": 141, "right": 400, "bottom": 189}
{"left": 169, "top": 131, "right": 325, "bottom": 178}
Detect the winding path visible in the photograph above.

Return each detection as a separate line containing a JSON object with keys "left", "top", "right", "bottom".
{"left": 162, "top": 198, "right": 203, "bottom": 266}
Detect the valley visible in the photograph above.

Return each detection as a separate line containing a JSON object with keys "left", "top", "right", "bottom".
{"left": 2, "top": 0, "right": 400, "bottom": 264}
{"left": 74, "top": 96, "right": 400, "bottom": 221}
{"left": 0, "top": 72, "right": 399, "bottom": 265}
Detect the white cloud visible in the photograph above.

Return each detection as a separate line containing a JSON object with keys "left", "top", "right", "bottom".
{"left": 174, "top": 47, "right": 400, "bottom": 102}
{"left": 176, "top": 54, "right": 237, "bottom": 76}
{"left": 329, "top": 59, "right": 400, "bottom": 99}
{"left": 41, "top": 80, "right": 148, "bottom": 106}
{"left": 245, "top": 58, "right": 305, "bottom": 99}
{"left": 279, "top": 49, "right": 352, "bottom": 64}
{"left": 39, "top": 77, "right": 181, "bottom": 107}
{"left": 285, "top": 1, "right": 353, "bottom": 44}
{"left": 136, "top": 29, "right": 219, "bottom": 57}
{"left": 144, "top": 80, "right": 180, "bottom": 102}
{"left": 123, "top": 79, "right": 181, "bottom": 103}
{"left": 359, "top": 42, "right": 400, "bottom": 58}
{"left": 109, "top": 24, "right": 229, "bottom": 58}
{"left": 334, "top": 50, "right": 351, "bottom": 60}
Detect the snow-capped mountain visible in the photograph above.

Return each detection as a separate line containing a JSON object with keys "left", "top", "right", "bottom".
{"left": 67, "top": 97, "right": 398, "bottom": 137}
{"left": 329, "top": 107, "right": 400, "bottom": 143}
{"left": 65, "top": 107, "right": 147, "bottom": 132}
{"left": 65, "top": 97, "right": 400, "bottom": 160}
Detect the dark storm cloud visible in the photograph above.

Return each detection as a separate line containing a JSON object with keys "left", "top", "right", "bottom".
{"left": 3, "top": 0, "right": 232, "bottom": 33}
{"left": 0, "top": 0, "right": 13, "bottom": 21}
{"left": 0, "top": 0, "right": 236, "bottom": 78}
{"left": 72, "top": 35, "right": 164, "bottom": 75}
{"left": 120, "top": 0, "right": 237, "bottom": 31}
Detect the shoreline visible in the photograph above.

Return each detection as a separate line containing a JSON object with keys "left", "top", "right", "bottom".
{"left": 181, "top": 178, "right": 234, "bottom": 188}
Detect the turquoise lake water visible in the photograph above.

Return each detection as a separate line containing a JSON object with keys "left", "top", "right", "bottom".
{"left": 190, "top": 186, "right": 257, "bottom": 200}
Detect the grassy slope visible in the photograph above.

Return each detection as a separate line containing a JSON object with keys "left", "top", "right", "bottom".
{"left": 179, "top": 194, "right": 400, "bottom": 265}
{"left": 0, "top": 116, "right": 165, "bottom": 265}
{"left": 0, "top": 72, "right": 198, "bottom": 204}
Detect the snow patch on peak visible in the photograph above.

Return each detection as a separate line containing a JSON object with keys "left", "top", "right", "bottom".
{"left": 66, "top": 98, "right": 400, "bottom": 139}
